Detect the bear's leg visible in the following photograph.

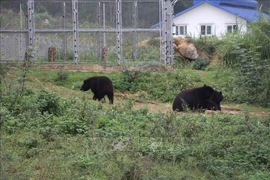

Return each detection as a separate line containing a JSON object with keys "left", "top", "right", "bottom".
{"left": 199, "top": 100, "right": 219, "bottom": 110}
{"left": 93, "top": 95, "right": 97, "bottom": 101}
{"left": 97, "top": 94, "right": 105, "bottom": 102}
{"left": 107, "top": 92, "right": 114, "bottom": 104}
{"left": 216, "top": 104, "right": 221, "bottom": 110}
{"left": 172, "top": 98, "right": 185, "bottom": 111}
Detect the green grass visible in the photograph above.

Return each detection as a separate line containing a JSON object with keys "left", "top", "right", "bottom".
{"left": 1, "top": 62, "right": 270, "bottom": 180}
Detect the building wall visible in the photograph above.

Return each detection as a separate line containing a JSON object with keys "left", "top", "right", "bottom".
{"left": 173, "top": 3, "right": 247, "bottom": 38}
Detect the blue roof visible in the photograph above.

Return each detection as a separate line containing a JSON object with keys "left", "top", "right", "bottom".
{"left": 174, "top": 1, "right": 263, "bottom": 22}
{"left": 194, "top": 0, "right": 258, "bottom": 9}
{"left": 151, "top": 0, "right": 266, "bottom": 28}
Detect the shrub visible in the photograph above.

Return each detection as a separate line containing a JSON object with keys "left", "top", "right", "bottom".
{"left": 56, "top": 70, "right": 69, "bottom": 81}
{"left": 217, "top": 19, "right": 270, "bottom": 106}
{"left": 37, "top": 90, "right": 65, "bottom": 116}
{"left": 192, "top": 58, "right": 209, "bottom": 70}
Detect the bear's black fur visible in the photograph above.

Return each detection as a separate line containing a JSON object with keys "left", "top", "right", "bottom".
{"left": 80, "top": 76, "right": 114, "bottom": 104}
{"left": 172, "top": 85, "right": 223, "bottom": 111}
{"left": 211, "top": 90, "right": 223, "bottom": 110}
{"left": 172, "top": 85, "right": 214, "bottom": 111}
{"left": 198, "top": 90, "right": 223, "bottom": 110}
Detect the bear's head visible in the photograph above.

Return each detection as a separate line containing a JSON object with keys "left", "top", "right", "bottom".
{"left": 80, "top": 79, "right": 91, "bottom": 91}
{"left": 210, "top": 90, "right": 223, "bottom": 110}
{"left": 212, "top": 90, "right": 223, "bottom": 104}
{"left": 201, "top": 85, "right": 214, "bottom": 99}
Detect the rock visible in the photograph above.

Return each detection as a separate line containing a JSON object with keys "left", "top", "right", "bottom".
{"left": 174, "top": 37, "right": 198, "bottom": 60}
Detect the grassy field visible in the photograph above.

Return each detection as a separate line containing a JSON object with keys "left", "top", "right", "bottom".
{"left": 1, "top": 63, "right": 270, "bottom": 180}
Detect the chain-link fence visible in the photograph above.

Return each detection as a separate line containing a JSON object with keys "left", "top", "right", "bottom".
{"left": 0, "top": 0, "right": 175, "bottom": 65}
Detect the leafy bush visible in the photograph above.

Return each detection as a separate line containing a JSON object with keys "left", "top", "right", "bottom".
{"left": 217, "top": 19, "right": 270, "bottom": 106}
{"left": 230, "top": 48, "right": 270, "bottom": 105}
{"left": 192, "top": 58, "right": 209, "bottom": 70}
{"left": 192, "top": 36, "right": 220, "bottom": 56}
{"left": 56, "top": 69, "right": 70, "bottom": 81}
{"left": 37, "top": 90, "right": 65, "bottom": 116}
{"left": 114, "top": 69, "right": 197, "bottom": 102}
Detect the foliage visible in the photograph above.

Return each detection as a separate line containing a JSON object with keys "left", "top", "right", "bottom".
{"left": 192, "top": 36, "right": 220, "bottom": 57}
{"left": 56, "top": 69, "right": 70, "bottom": 81}
{"left": 113, "top": 68, "right": 198, "bottom": 102}
{"left": 137, "top": 46, "right": 160, "bottom": 61}
{"left": 1, "top": 21, "right": 270, "bottom": 178}
{"left": 192, "top": 58, "right": 209, "bottom": 70}
{"left": 147, "top": 37, "right": 160, "bottom": 48}
{"left": 1, "top": 83, "right": 270, "bottom": 179}
{"left": 231, "top": 48, "right": 270, "bottom": 106}
{"left": 217, "top": 19, "right": 270, "bottom": 106}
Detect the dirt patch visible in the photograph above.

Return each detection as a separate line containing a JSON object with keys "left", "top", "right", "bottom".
{"left": 35, "top": 64, "right": 123, "bottom": 73}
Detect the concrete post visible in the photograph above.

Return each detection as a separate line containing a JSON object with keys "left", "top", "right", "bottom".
{"left": 72, "top": 0, "right": 79, "bottom": 64}
{"left": 116, "top": 0, "right": 122, "bottom": 64}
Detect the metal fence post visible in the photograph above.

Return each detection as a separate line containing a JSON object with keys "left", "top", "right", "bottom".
{"left": 19, "top": 3, "right": 23, "bottom": 60}
{"left": 166, "top": 0, "right": 174, "bottom": 65}
{"left": 103, "top": 3, "right": 106, "bottom": 48}
{"left": 159, "top": 0, "right": 163, "bottom": 64}
{"left": 63, "top": 2, "right": 67, "bottom": 61}
{"left": 72, "top": 0, "right": 79, "bottom": 64}
{"left": 0, "top": 36, "right": 4, "bottom": 60}
{"left": 161, "top": 0, "right": 174, "bottom": 65}
{"left": 132, "top": 1, "right": 138, "bottom": 60}
{"left": 116, "top": 0, "right": 122, "bottom": 65}
{"left": 27, "top": 0, "right": 35, "bottom": 60}
{"left": 161, "top": 0, "right": 166, "bottom": 65}
{"left": 97, "top": 2, "right": 102, "bottom": 60}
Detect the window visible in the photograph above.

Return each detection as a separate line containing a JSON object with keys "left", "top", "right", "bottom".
{"left": 175, "top": 25, "right": 187, "bottom": 36}
{"left": 201, "top": 25, "right": 212, "bottom": 35}
{"left": 227, "top": 25, "right": 238, "bottom": 33}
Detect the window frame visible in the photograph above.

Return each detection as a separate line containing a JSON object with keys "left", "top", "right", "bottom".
{"left": 175, "top": 24, "right": 187, "bottom": 36}
{"left": 227, "top": 24, "right": 238, "bottom": 33}
{"left": 200, "top": 24, "right": 213, "bottom": 36}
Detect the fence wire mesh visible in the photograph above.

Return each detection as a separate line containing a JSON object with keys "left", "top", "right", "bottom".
{"left": 1, "top": 0, "right": 174, "bottom": 65}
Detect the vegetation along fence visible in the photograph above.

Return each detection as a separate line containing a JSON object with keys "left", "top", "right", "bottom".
{"left": 0, "top": 0, "right": 178, "bottom": 65}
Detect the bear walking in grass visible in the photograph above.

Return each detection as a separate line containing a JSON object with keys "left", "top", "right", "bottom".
{"left": 80, "top": 76, "right": 114, "bottom": 104}
{"left": 172, "top": 85, "right": 223, "bottom": 111}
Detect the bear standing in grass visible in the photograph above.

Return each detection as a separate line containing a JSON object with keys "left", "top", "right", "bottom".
{"left": 80, "top": 76, "right": 114, "bottom": 104}
{"left": 172, "top": 85, "right": 223, "bottom": 111}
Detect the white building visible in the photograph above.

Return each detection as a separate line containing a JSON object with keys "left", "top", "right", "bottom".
{"left": 153, "top": 0, "right": 267, "bottom": 39}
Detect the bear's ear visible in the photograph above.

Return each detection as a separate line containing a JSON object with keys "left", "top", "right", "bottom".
{"left": 220, "top": 91, "right": 222, "bottom": 94}
{"left": 204, "top": 84, "right": 207, "bottom": 86}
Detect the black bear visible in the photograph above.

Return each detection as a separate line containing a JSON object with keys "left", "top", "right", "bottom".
{"left": 172, "top": 85, "right": 223, "bottom": 111}
{"left": 80, "top": 76, "right": 114, "bottom": 104}
{"left": 198, "top": 90, "right": 223, "bottom": 110}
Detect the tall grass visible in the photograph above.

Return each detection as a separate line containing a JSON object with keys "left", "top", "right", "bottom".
{"left": 216, "top": 18, "right": 270, "bottom": 106}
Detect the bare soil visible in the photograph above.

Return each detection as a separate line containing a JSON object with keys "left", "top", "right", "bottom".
{"left": 35, "top": 63, "right": 123, "bottom": 73}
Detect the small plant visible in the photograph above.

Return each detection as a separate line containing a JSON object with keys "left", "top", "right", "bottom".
{"left": 37, "top": 90, "right": 64, "bottom": 116}
{"left": 147, "top": 37, "right": 160, "bottom": 48}
{"left": 192, "top": 58, "right": 209, "bottom": 70}
{"left": 56, "top": 69, "right": 69, "bottom": 81}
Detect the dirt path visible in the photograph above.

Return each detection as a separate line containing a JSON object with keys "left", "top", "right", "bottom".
{"left": 34, "top": 64, "right": 123, "bottom": 73}
{"left": 27, "top": 79, "right": 269, "bottom": 116}
{"left": 30, "top": 64, "right": 270, "bottom": 116}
